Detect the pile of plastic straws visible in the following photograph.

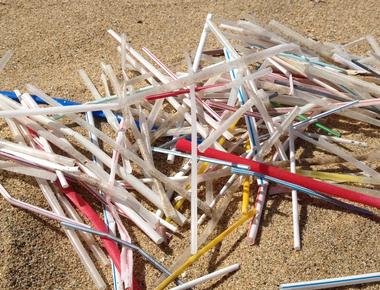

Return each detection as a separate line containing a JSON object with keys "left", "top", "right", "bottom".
{"left": 1, "top": 14, "right": 380, "bottom": 290}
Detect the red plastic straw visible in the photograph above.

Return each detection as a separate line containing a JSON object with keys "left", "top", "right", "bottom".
{"left": 175, "top": 138, "right": 380, "bottom": 209}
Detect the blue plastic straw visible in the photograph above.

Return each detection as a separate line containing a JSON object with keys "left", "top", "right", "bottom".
{"left": 0, "top": 90, "right": 110, "bottom": 121}
{"left": 231, "top": 167, "right": 374, "bottom": 216}
{"left": 280, "top": 272, "right": 380, "bottom": 289}
{"left": 224, "top": 49, "right": 260, "bottom": 152}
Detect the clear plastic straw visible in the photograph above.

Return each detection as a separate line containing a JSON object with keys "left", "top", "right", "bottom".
{"left": 0, "top": 50, "right": 13, "bottom": 73}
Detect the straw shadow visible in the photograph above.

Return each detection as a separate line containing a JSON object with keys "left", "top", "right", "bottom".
{"left": 262, "top": 194, "right": 288, "bottom": 227}
{"left": 297, "top": 193, "right": 380, "bottom": 223}
{"left": 338, "top": 282, "right": 380, "bottom": 289}
{"left": 207, "top": 231, "right": 245, "bottom": 273}
{"left": 299, "top": 198, "right": 308, "bottom": 247}
{"left": 205, "top": 196, "right": 241, "bottom": 272}
{"left": 202, "top": 269, "right": 240, "bottom": 290}
{"left": 125, "top": 221, "right": 148, "bottom": 289}
{"left": 324, "top": 116, "right": 380, "bottom": 139}
{"left": 22, "top": 210, "right": 66, "bottom": 237}
{"left": 248, "top": 191, "right": 288, "bottom": 245}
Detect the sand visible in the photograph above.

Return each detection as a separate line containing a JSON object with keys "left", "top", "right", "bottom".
{"left": 0, "top": 0, "right": 379, "bottom": 289}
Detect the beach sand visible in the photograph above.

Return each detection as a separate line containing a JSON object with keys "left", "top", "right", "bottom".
{"left": 0, "top": 0, "right": 379, "bottom": 289}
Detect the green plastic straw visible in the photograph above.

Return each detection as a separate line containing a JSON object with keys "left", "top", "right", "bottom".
{"left": 271, "top": 102, "right": 341, "bottom": 137}
{"left": 296, "top": 115, "right": 341, "bottom": 137}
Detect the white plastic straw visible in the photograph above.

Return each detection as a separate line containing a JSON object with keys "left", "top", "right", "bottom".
{"left": 289, "top": 127, "right": 300, "bottom": 250}
{"left": 189, "top": 62, "right": 198, "bottom": 254}
{"left": 170, "top": 264, "right": 240, "bottom": 290}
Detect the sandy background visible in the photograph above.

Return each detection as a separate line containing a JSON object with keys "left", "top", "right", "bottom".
{"left": 0, "top": 0, "right": 380, "bottom": 289}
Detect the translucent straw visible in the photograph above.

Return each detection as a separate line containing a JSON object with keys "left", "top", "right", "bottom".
{"left": 0, "top": 161, "right": 57, "bottom": 181}
{"left": 0, "top": 50, "right": 13, "bottom": 73}
{"left": 193, "top": 14, "right": 212, "bottom": 72}
{"left": 21, "top": 92, "right": 70, "bottom": 188}
{"left": 0, "top": 139, "right": 75, "bottom": 166}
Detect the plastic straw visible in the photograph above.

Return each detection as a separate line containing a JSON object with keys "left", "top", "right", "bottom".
{"left": 0, "top": 50, "right": 13, "bottom": 73}
{"left": 280, "top": 272, "right": 380, "bottom": 290}
{"left": 170, "top": 263, "right": 240, "bottom": 290}
{"left": 61, "top": 221, "right": 183, "bottom": 286}
{"left": 189, "top": 71, "right": 198, "bottom": 254}
{"left": 289, "top": 127, "right": 300, "bottom": 250}
{"left": 176, "top": 138, "right": 380, "bottom": 209}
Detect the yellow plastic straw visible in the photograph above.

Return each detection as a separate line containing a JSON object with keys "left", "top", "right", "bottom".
{"left": 155, "top": 209, "right": 255, "bottom": 290}
{"left": 242, "top": 178, "right": 250, "bottom": 214}
{"left": 297, "top": 169, "right": 380, "bottom": 185}
{"left": 242, "top": 142, "right": 251, "bottom": 214}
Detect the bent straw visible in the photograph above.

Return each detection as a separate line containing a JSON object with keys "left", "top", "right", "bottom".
{"left": 57, "top": 193, "right": 109, "bottom": 265}
{"left": 59, "top": 185, "right": 122, "bottom": 272}
{"left": 86, "top": 112, "right": 123, "bottom": 290}
{"left": 0, "top": 182, "right": 107, "bottom": 290}
{"left": 293, "top": 100, "right": 359, "bottom": 128}
{"left": 295, "top": 115, "right": 340, "bottom": 137}
{"left": 280, "top": 272, "right": 380, "bottom": 290}
{"left": 155, "top": 210, "right": 255, "bottom": 290}
{"left": 61, "top": 221, "right": 184, "bottom": 286}
{"left": 2, "top": 117, "right": 106, "bottom": 289}
{"left": 175, "top": 138, "right": 380, "bottom": 209}
{"left": 170, "top": 263, "right": 240, "bottom": 290}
